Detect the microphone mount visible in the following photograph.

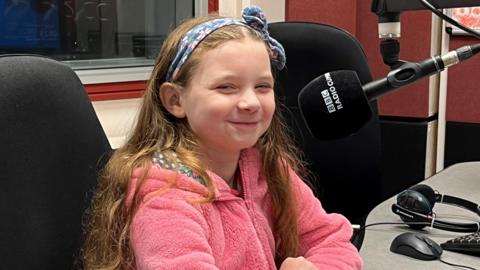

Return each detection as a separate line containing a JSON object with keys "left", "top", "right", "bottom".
{"left": 371, "top": 0, "right": 480, "bottom": 69}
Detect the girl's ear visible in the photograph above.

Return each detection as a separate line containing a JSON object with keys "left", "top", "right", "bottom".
{"left": 159, "top": 83, "right": 186, "bottom": 118}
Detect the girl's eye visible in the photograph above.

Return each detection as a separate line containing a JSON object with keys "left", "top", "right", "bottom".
{"left": 256, "top": 84, "right": 273, "bottom": 91}
{"left": 216, "top": 84, "right": 236, "bottom": 91}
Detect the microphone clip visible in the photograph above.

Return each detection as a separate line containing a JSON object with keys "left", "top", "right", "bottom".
{"left": 380, "top": 39, "right": 406, "bottom": 69}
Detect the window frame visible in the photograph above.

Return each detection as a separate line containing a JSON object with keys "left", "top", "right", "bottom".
{"left": 73, "top": 0, "right": 208, "bottom": 84}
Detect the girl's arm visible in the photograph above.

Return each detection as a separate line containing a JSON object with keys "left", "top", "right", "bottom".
{"left": 130, "top": 192, "right": 218, "bottom": 270}
{"left": 291, "top": 171, "right": 363, "bottom": 270}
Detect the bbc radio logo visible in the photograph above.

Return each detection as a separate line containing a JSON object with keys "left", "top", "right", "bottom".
{"left": 321, "top": 89, "right": 336, "bottom": 113}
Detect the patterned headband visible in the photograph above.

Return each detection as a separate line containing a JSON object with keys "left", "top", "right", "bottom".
{"left": 165, "top": 5, "right": 286, "bottom": 82}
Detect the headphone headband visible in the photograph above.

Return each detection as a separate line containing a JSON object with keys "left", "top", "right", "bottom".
{"left": 435, "top": 193, "right": 480, "bottom": 215}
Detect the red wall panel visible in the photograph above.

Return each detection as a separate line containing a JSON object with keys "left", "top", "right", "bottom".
{"left": 85, "top": 81, "right": 146, "bottom": 101}
{"left": 446, "top": 37, "right": 480, "bottom": 123}
{"left": 209, "top": 0, "right": 219, "bottom": 14}
{"left": 286, "top": 0, "right": 357, "bottom": 35}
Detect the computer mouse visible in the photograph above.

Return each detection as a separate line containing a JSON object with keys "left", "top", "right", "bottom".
{"left": 390, "top": 232, "right": 443, "bottom": 260}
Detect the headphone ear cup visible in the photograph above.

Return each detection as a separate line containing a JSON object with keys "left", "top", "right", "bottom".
{"left": 410, "top": 184, "right": 437, "bottom": 209}
{"left": 396, "top": 186, "right": 435, "bottom": 229}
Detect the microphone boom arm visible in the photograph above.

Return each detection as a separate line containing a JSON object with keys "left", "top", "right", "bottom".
{"left": 363, "top": 57, "right": 443, "bottom": 100}
{"left": 364, "top": 45, "right": 478, "bottom": 100}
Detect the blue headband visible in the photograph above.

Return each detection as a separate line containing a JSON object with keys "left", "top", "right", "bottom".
{"left": 165, "top": 5, "right": 286, "bottom": 82}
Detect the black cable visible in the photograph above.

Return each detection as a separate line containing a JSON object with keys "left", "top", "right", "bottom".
{"left": 351, "top": 218, "right": 480, "bottom": 242}
{"left": 351, "top": 221, "right": 430, "bottom": 242}
{"left": 417, "top": 0, "right": 480, "bottom": 39}
{"left": 439, "top": 258, "right": 478, "bottom": 270}
{"left": 353, "top": 219, "right": 478, "bottom": 238}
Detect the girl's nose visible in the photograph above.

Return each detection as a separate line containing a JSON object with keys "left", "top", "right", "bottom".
{"left": 237, "top": 89, "right": 261, "bottom": 111}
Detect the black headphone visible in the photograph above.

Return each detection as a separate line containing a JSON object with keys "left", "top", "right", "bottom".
{"left": 392, "top": 184, "right": 480, "bottom": 232}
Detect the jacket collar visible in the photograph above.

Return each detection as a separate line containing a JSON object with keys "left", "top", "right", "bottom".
{"left": 143, "top": 147, "right": 261, "bottom": 202}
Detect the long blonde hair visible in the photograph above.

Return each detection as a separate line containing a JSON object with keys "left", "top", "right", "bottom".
{"left": 82, "top": 16, "right": 308, "bottom": 269}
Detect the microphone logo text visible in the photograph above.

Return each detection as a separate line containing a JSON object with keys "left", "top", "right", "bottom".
{"left": 321, "top": 73, "right": 344, "bottom": 113}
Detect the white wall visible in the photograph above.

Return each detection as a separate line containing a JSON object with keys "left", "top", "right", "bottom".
{"left": 92, "top": 98, "right": 141, "bottom": 149}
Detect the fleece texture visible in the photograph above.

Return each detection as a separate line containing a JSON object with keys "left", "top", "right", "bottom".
{"left": 127, "top": 147, "right": 362, "bottom": 270}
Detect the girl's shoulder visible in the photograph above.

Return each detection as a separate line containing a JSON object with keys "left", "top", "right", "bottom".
{"left": 128, "top": 151, "right": 210, "bottom": 205}
{"left": 151, "top": 151, "right": 206, "bottom": 185}
{"left": 132, "top": 151, "right": 205, "bottom": 185}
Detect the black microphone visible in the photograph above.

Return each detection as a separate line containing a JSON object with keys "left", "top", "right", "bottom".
{"left": 298, "top": 44, "right": 480, "bottom": 140}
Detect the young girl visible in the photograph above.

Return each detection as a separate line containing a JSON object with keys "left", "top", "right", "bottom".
{"left": 82, "top": 6, "right": 362, "bottom": 270}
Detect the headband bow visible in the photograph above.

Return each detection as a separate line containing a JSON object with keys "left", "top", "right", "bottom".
{"left": 166, "top": 5, "right": 286, "bottom": 82}
{"left": 241, "top": 6, "right": 286, "bottom": 71}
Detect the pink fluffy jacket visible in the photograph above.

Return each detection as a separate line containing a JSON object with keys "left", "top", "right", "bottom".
{"left": 127, "top": 147, "right": 362, "bottom": 269}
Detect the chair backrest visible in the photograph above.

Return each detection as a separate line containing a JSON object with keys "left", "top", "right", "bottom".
{"left": 269, "top": 22, "right": 384, "bottom": 226}
{"left": 0, "top": 55, "right": 112, "bottom": 270}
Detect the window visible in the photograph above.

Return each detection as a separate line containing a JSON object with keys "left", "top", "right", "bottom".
{"left": 0, "top": 0, "right": 205, "bottom": 71}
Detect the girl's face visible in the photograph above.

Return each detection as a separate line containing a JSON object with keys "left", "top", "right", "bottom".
{"left": 180, "top": 37, "right": 275, "bottom": 157}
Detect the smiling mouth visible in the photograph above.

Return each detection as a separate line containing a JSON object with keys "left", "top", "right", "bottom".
{"left": 229, "top": 121, "right": 259, "bottom": 127}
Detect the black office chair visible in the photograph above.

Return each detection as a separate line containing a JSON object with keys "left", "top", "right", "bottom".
{"left": 0, "top": 55, "right": 112, "bottom": 270}
{"left": 269, "top": 22, "right": 384, "bottom": 241}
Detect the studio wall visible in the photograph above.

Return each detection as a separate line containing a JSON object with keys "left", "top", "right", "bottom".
{"left": 286, "top": 0, "right": 480, "bottom": 196}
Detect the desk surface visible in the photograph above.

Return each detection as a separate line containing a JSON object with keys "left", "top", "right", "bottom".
{"left": 360, "top": 162, "right": 480, "bottom": 269}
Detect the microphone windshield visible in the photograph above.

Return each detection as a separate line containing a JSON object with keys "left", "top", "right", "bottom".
{"left": 298, "top": 70, "right": 372, "bottom": 140}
